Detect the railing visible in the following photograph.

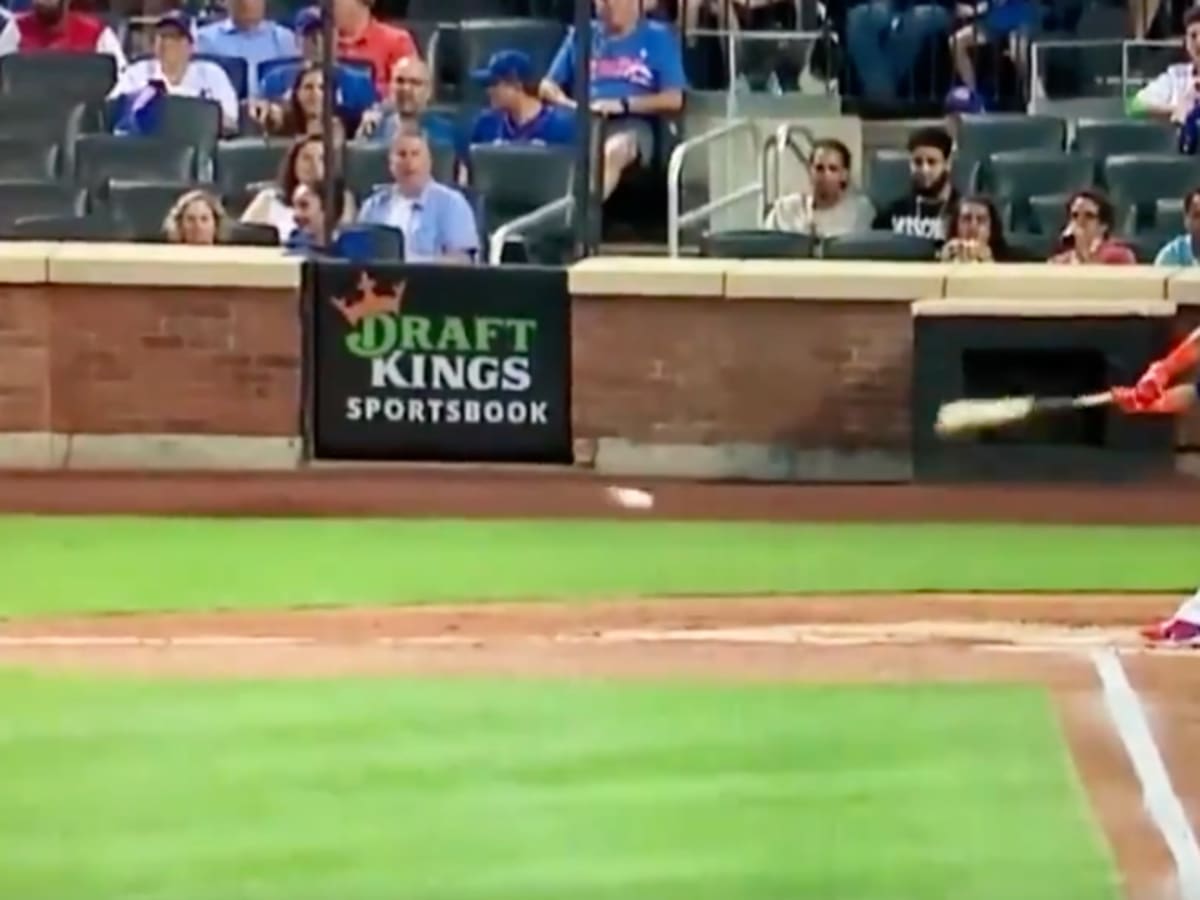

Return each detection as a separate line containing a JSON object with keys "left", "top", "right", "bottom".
{"left": 1028, "top": 37, "right": 1182, "bottom": 108}
{"left": 666, "top": 118, "right": 762, "bottom": 258}
{"left": 762, "top": 123, "right": 816, "bottom": 214}
{"left": 488, "top": 196, "right": 574, "bottom": 266}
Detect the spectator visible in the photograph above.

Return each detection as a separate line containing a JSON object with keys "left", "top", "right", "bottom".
{"left": 332, "top": 0, "right": 417, "bottom": 96}
{"left": 357, "top": 123, "right": 480, "bottom": 263}
{"left": 356, "top": 57, "right": 456, "bottom": 148}
{"left": 764, "top": 138, "right": 875, "bottom": 238}
{"left": 468, "top": 51, "right": 575, "bottom": 148}
{"left": 938, "top": 194, "right": 1011, "bottom": 261}
{"left": 874, "top": 126, "right": 958, "bottom": 242}
{"left": 947, "top": 0, "right": 1043, "bottom": 111}
{"left": 196, "top": 0, "right": 296, "bottom": 95}
{"left": 257, "top": 6, "right": 376, "bottom": 125}
{"left": 285, "top": 178, "right": 346, "bottom": 252}
{"left": 1154, "top": 187, "right": 1200, "bottom": 265}
{"left": 241, "top": 133, "right": 355, "bottom": 241}
{"left": 1130, "top": 6, "right": 1200, "bottom": 126}
{"left": 540, "top": 0, "right": 686, "bottom": 199}
{"left": 249, "top": 62, "right": 348, "bottom": 138}
{"left": 1049, "top": 189, "right": 1136, "bottom": 265}
{"left": 109, "top": 12, "right": 239, "bottom": 134}
{"left": 163, "top": 189, "right": 229, "bottom": 245}
{"left": 0, "top": 0, "right": 125, "bottom": 66}
{"left": 846, "top": 0, "right": 951, "bottom": 106}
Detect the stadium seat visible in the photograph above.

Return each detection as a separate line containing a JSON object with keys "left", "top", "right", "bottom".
{"left": 197, "top": 53, "right": 249, "bottom": 100}
{"left": 1028, "top": 193, "right": 1069, "bottom": 236}
{"left": 866, "top": 149, "right": 977, "bottom": 211}
{"left": 1124, "top": 231, "right": 1172, "bottom": 264}
{"left": 0, "top": 180, "right": 88, "bottom": 235}
{"left": 227, "top": 221, "right": 280, "bottom": 245}
{"left": 1073, "top": 119, "right": 1178, "bottom": 159}
{"left": 955, "top": 115, "right": 1066, "bottom": 173}
{"left": 453, "top": 18, "right": 566, "bottom": 104}
{"left": 100, "top": 179, "right": 205, "bottom": 242}
{"left": 1103, "top": 154, "right": 1200, "bottom": 232}
{"left": 0, "top": 139, "right": 59, "bottom": 180}
{"left": 332, "top": 223, "right": 405, "bottom": 260}
{"left": 149, "top": 97, "right": 223, "bottom": 179}
{"left": 216, "top": 138, "right": 290, "bottom": 206}
{"left": 404, "top": 19, "right": 439, "bottom": 57}
{"left": 10, "top": 213, "right": 132, "bottom": 242}
{"left": 0, "top": 52, "right": 116, "bottom": 104}
{"left": 1005, "top": 230, "right": 1055, "bottom": 262}
{"left": 73, "top": 136, "right": 198, "bottom": 190}
{"left": 1156, "top": 196, "right": 1184, "bottom": 225}
{"left": 468, "top": 143, "right": 573, "bottom": 233}
{"left": 0, "top": 100, "right": 93, "bottom": 175}
{"left": 986, "top": 151, "right": 1094, "bottom": 231}
{"left": 820, "top": 231, "right": 937, "bottom": 261}
{"left": 699, "top": 229, "right": 814, "bottom": 259}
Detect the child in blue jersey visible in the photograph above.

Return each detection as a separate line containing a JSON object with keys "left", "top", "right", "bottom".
{"left": 539, "top": 0, "right": 685, "bottom": 198}
{"left": 1112, "top": 330, "right": 1200, "bottom": 644}
{"left": 468, "top": 50, "right": 575, "bottom": 149}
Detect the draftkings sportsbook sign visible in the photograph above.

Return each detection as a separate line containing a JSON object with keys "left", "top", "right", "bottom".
{"left": 306, "top": 262, "right": 572, "bottom": 462}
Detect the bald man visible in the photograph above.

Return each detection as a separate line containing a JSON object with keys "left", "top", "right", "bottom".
{"left": 356, "top": 56, "right": 456, "bottom": 148}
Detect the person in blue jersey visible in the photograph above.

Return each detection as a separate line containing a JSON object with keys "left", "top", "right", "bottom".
{"left": 468, "top": 50, "right": 575, "bottom": 149}
{"left": 255, "top": 6, "right": 376, "bottom": 130}
{"left": 539, "top": 0, "right": 685, "bottom": 198}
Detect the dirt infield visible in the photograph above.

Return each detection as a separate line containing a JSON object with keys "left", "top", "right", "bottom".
{"left": 3, "top": 469, "right": 1200, "bottom": 898}
{"left": 3, "top": 468, "right": 1200, "bottom": 521}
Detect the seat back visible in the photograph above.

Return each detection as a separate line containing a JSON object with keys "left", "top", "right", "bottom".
{"left": 700, "top": 229, "right": 814, "bottom": 259}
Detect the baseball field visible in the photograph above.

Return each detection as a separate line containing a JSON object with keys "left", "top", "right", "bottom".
{"left": 3, "top": 471, "right": 1200, "bottom": 900}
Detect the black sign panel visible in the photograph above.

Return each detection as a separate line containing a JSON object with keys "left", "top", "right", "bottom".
{"left": 305, "top": 262, "right": 572, "bottom": 463}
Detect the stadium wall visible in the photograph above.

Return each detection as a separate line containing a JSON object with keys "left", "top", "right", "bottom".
{"left": 1, "top": 243, "right": 1199, "bottom": 479}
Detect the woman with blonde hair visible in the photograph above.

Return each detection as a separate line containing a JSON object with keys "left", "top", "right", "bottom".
{"left": 163, "top": 189, "right": 228, "bottom": 245}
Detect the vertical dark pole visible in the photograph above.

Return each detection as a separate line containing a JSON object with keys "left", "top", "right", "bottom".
{"left": 320, "top": 0, "right": 338, "bottom": 249}
{"left": 571, "top": 0, "right": 593, "bottom": 259}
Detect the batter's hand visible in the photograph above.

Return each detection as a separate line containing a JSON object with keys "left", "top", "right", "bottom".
{"left": 1133, "top": 362, "right": 1170, "bottom": 406}
{"left": 1111, "top": 386, "right": 1148, "bottom": 414}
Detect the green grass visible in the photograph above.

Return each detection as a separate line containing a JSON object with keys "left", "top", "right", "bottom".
{"left": 0, "top": 516, "right": 1196, "bottom": 617}
{"left": 0, "top": 673, "right": 1118, "bottom": 900}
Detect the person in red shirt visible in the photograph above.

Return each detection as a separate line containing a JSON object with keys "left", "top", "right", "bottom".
{"left": 0, "top": 0, "right": 126, "bottom": 68}
{"left": 331, "top": 0, "right": 417, "bottom": 95}
{"left": 1048, "top": 189, "right": 1137, "bottom": 265}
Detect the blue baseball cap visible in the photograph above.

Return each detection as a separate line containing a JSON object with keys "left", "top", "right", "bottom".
{"left": 471, "top": 50, "right": 534, "bottom": 86}
{"left": 294, "top": 6, "right": 323, "bottom": 34}
{"left": 155, "top": 10, "right": 193, "bottom": 39}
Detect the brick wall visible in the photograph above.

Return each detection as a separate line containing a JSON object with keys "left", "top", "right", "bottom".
{"left": 573, "top": 295, "right": 912, "bottom": 449}
{"left": 0, "top": 285, "right": 299, "bottom": 436}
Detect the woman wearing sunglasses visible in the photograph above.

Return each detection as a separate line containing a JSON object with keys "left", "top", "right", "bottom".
{"left": 1048, "top": 188, "right": 1136, "bottom": 265}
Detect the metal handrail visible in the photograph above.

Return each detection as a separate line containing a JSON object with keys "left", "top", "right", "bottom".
{"left": 762, "top": 123, "right": 816, "bottom": 215}
{"left": 666, "top": 118, "right": 761, "bottom": 257}
{"left": 488, "top": 196, "right": 574, "bottom": 265}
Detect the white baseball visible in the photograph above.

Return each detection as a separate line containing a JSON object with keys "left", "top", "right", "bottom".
{"left": 606, "top": 486, "right": 655, "bottom": 510}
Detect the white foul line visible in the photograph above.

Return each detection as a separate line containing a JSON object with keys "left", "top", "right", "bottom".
{"left": 1091, "top": 648, "right": 1200, "bottom": 900}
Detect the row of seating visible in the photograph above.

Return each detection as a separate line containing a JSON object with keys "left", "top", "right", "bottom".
{"left": 866, "top": 149, "right": 1200, "bottom": 234}
{"left": 699, "top": 228, "right": 1175, "bottom": 265}
{"left": 0, "top": 16, "right": 568, "bottom": 106}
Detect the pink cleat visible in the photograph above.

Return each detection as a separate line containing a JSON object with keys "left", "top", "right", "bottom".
{"left": 1140, "top": 618, "right": 1200, "bottom": 645}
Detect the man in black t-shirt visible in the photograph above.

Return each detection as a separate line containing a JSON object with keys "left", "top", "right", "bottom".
{"left": 873, "top": 125, "right": 958, "bottom": 244}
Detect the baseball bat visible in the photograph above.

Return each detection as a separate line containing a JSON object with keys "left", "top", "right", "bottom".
{"left": 934, "top": 390, "right": 1115, "bottom": 437}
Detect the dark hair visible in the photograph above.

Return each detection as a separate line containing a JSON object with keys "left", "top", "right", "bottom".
{"left": 280, "top": 63, "right": 322, "bottom": 136}
{"left": 947, "top": 194, "right": 1009, "bottom": 260}
{"left": 811, "top": 138, "right": 852, "bottom": 172}
{"left": 277, "top": 134, "right": 320, "bottom": 199}
{"left": 1185, "top": 186, "right": 1200, "bottom": 211}
{"left": 907, "top": 126, "right": 953, "bottom": 160}
{"left": 299, "top": 176, "right": 347, "bottom": 224}
{"left": 1185, "top": 5, "right": 1200, "bottom": 30}
{"left": 1065, "top": 188, "right": 1116, "bottom": 234}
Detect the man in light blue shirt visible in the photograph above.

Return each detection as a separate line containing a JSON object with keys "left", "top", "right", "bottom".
{"left": 197, "top": 0, "right": 296, "bottom": 96}
{"left": 357, "top": 122, "right": 480, "bottom": 263}
{"left": 1155, "top": 187, "right": 1200, "bottom": 266}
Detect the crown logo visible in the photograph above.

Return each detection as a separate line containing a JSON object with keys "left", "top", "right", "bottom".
{"left": 331, "top": 272, "right": 405, "bottom": 327}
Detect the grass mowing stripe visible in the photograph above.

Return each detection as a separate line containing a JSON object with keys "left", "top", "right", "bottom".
{"left": 0, "top": 674, "right": 1119, "bottom": 900}
{"left": 0, "top": 517, "right": 1198, "bottom": 615}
